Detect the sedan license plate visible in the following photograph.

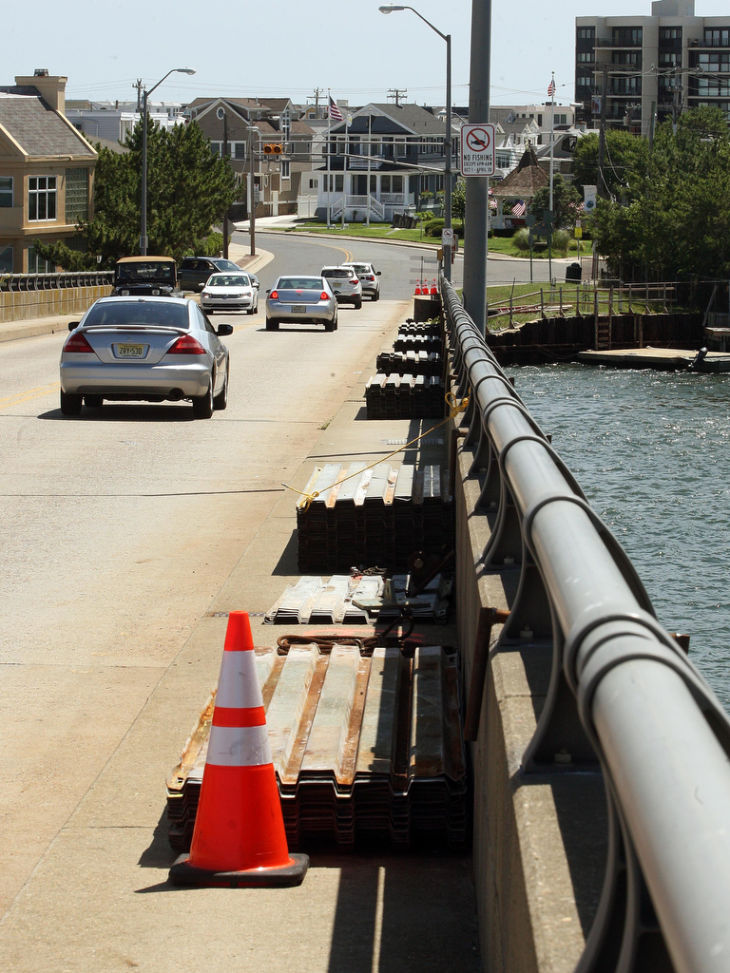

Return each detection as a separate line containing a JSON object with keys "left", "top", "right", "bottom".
{"left": 291, "top": 304, "right": 307, "bottom": 313}
{"left": 115, "top": 343, "right": 146, "bottom": 359}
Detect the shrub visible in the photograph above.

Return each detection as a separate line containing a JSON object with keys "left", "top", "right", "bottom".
{"left": 513, "top": 228, "right": 530, "bottom": 252}
{"left": 552, "top": 228, "right": 570, "bottom": 254}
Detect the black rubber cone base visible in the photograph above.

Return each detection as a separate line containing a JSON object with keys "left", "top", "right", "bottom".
{"left": 169, "top": 852, "right": 309, "bottom": 888}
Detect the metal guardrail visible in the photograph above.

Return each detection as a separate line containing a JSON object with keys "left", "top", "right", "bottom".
{"left": 0, "top": 271, "right": 113, "bottom": 292}
{"left": 443, "top": 275, "right": 730, "bottom": 972}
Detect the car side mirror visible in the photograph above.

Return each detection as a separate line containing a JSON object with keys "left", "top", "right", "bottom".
{"left": 68, "top": 321, "right": 80, "bottom": 331}
{"left": 376, "top": 270, "right": 382, "bottom": 276}
{"left": 216, "top": 324, "right": 234, "bottom": 337}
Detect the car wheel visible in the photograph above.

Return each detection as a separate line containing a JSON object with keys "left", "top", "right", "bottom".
{"left": 372, "top": 290, "right": 380, "bottom": 301}
{"left": 354, "top": 297, "right": 362, "bottom": 309}
{"left": 60, "top": 391, "right": 82, "bottom": 416}
{"left": 84, "top": 395, "right": 103, "bottom": 408}
{"left": 265, "top": 317, "right": 279, "bottom": 331}
{"left": 192, "top": 381, "right": 214, "bottom": 419}
{"left": 213, "top": 363, "right": 229, "bottom": 411}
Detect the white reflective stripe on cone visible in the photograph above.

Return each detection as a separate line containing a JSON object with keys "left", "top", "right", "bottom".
{"left": 207, "top": 723, "right": 273, "bottom": 767}
{"left": 215, "top": 651, "right": 264, "bottom": 709}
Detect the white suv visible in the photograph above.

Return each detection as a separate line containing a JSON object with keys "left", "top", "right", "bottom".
{"left": 341, "top": 262, "right": 381, "bottom": 301}
{"left": 321, "top": 266, "right": 363, "bottom": 308}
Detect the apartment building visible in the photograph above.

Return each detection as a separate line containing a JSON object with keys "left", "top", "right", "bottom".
{"left": 576, "top": 0, "right": 730, "bottom": 137}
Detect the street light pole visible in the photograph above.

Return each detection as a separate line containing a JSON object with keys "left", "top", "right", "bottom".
{"left": 378, "top": 4, "right": 452, "bottom": 280}
{"left": 139, "top": 67, "right": 195, "bottom": 255}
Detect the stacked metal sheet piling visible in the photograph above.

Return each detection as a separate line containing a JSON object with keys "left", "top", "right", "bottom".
{"left": 167, "top": 643, "right": 468, "bottom": 852}
{"left": 366, "top": 320, "right": 446, "bottom": 418}
{"left": 296, "top": 463, "right": 453, "bottom": 573}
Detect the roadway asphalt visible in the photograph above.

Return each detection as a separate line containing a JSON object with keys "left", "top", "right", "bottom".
{"left": 0, "top": 244, "right": 483, "bottom": 972}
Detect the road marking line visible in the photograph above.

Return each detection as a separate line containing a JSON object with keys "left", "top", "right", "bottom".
{"left": 0, "top": 382, "right": 60, "bottom": 410}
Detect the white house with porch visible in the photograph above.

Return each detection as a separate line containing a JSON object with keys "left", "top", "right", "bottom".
{"left": 303, "top": 102, "right": 458, "bottom": 223}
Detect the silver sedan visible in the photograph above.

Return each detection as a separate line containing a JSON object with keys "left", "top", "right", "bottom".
{"left": 59, "top": 296, "right": 232, "bottom": 418}
{"left": 265, "top": 275, "right": 338, "bottom": 331}
{"left": 200, "top": 272, "right": 258, "bottom": 314}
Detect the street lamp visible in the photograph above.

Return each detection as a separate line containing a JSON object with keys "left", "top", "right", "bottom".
{"left": 378, "top": 4, "right": 452, "bottom": 280}
{"left": 140, "top": 67, "right": 196, "bottom": 255}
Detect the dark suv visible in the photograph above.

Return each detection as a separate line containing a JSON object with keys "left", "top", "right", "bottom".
{"left": 179, "top": 257, "right": 241, "bottom": 292}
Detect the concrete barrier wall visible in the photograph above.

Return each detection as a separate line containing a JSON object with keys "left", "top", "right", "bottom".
{"left": 452, "top": 429, "right": 606, "bottom": 972}
{"left": 0, "top": 285, "right": 111, "bottom": 324}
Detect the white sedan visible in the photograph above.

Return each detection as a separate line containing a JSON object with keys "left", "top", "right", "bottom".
{"left": 200, "top": 272, "right": 259, "bottom": 314}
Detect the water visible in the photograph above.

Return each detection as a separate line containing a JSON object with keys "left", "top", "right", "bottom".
{"left": 508, "top": 363, "right": 730, "bottom": 714}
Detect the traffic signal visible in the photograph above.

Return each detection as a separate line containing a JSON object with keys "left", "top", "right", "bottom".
{"left": 263, "top": 143, "right": 282, "bottom": 155}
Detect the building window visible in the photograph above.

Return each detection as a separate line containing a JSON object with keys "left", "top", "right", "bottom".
{"left": 233, "top": 142, "right": 246, "bottom": 160}
{"left": 27, "top": 246, "right": 53, "bottom": 273}
{"left": 0, "top": 245, "right": 12, "bottom": 272}
{"left": 28, "top": 176, "right": 57, "bottom": 221}
{"left": 704, "top": 28, "right": 730, "bottom": 47}
{"left": 281, "top": 160, "right": 290, "bottom": 179}
{"left": 0, "top": 176, "right": 12, "bottom": 208}
{"left": 65, "top": 168, "right": 89, "bottom": 223}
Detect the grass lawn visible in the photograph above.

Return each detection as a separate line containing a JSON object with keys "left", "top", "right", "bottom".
{"left": 287, "top": 220, "right": 584, "bottom": 260}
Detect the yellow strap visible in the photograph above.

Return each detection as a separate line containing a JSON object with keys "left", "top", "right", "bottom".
{"left": 283, "top": 392, "right": 470, "bottom": 510}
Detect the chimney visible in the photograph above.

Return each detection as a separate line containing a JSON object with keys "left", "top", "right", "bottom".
{"left": 15, "top": 69, "right": 68, "bottom": 114}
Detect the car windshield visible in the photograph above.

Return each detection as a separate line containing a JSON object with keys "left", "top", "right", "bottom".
{"left": 116, "top": 262, "right": 175, "bottom": 282}
{"left": 277, "top": 277, "right": 323, "bottom": 290}
{"left": 322, "top": 269, "right": 351, "bottom": 280}
{"left": 215, "top": 260, "right": 240, "bottom": 272}
{"left": 83, "top": 302, "right": 189, "bottom": 328}
{"left": 349, "top": 265, "right": 369, "bottom": 274}
{"left": 208, "top": 274, "right": 250, "bottom": 287}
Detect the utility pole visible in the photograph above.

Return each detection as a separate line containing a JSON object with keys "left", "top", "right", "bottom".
{"left": 597, "top": 67, "right": 609, "bottom": 198}
{"left": 308, "top": 87, "right": 324, "bottom": 117}
{"left": 462, "top": 0, "right": 491, "bottom": 334}
{"left": 133, "top": 79, "right": 143, "bottom": 113}
{"left": 387, "top": 88, "right": 407, "bottom": 106}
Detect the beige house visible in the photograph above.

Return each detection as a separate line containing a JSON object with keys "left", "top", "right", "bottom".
{"left": 0, "top": 70, "right": 97, "bottom": 274}
{"left": 186, "top": 97, "right": 315, "bottom": 218}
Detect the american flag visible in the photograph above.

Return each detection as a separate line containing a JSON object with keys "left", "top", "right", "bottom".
{"left": 329, "top": 96, "right": 343, "bottom": 121}
{"left": 512, "top": 200, "right": 526, "bottom": 217}
{"left": 547, "top": 78, "right": 556, "bottom": 97}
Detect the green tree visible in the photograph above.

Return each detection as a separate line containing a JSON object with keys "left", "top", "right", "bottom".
{"left": 573, "top": 129, "right": 649, "bottom": 204}
{"left": 529, "top": 173, "right": 582, "bottom": 231}
{"left": 451, "top": 177, "right": 466, "bottom": 221}
{"left": 35, "top": 119, "right": 237, "bottom": 270}
{"left": 591, "top": 106, "right": 730, "bottom": 282}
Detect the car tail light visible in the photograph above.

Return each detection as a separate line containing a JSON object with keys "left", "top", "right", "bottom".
{"left": 63, "top": 332, "right": 94, "bottom": 353}
{"left": 168, "top": 334, "right": 206, "bottom": 355}
{"left": 320, "top": 291, "right": 330, "bottom": 300}
{"left": 270, "top": 290, "right": 279, "bottom": 299}
{"left": 365, "top": 275, "right": 374, "bottom": 281}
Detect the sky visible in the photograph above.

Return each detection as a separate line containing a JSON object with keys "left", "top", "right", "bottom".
{"left": 6, "top": 1, "right": 730, "bottom": 110}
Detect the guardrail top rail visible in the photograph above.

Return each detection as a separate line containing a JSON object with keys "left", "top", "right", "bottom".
{"left": 0, "top": 271, "right": 113, "bottom": 292}
{"left": 442, "top": 275, "right": 730, "bottom": 973}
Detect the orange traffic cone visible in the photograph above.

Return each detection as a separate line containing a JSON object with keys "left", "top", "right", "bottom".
{"left": 414, "top": 280, "right": 422, "bottom": 295}
{"left": 430, "top": 279, "right": 438, "bottom": 295}
{"left": 169, "top": 612, "right": 308, "bottom": 887}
